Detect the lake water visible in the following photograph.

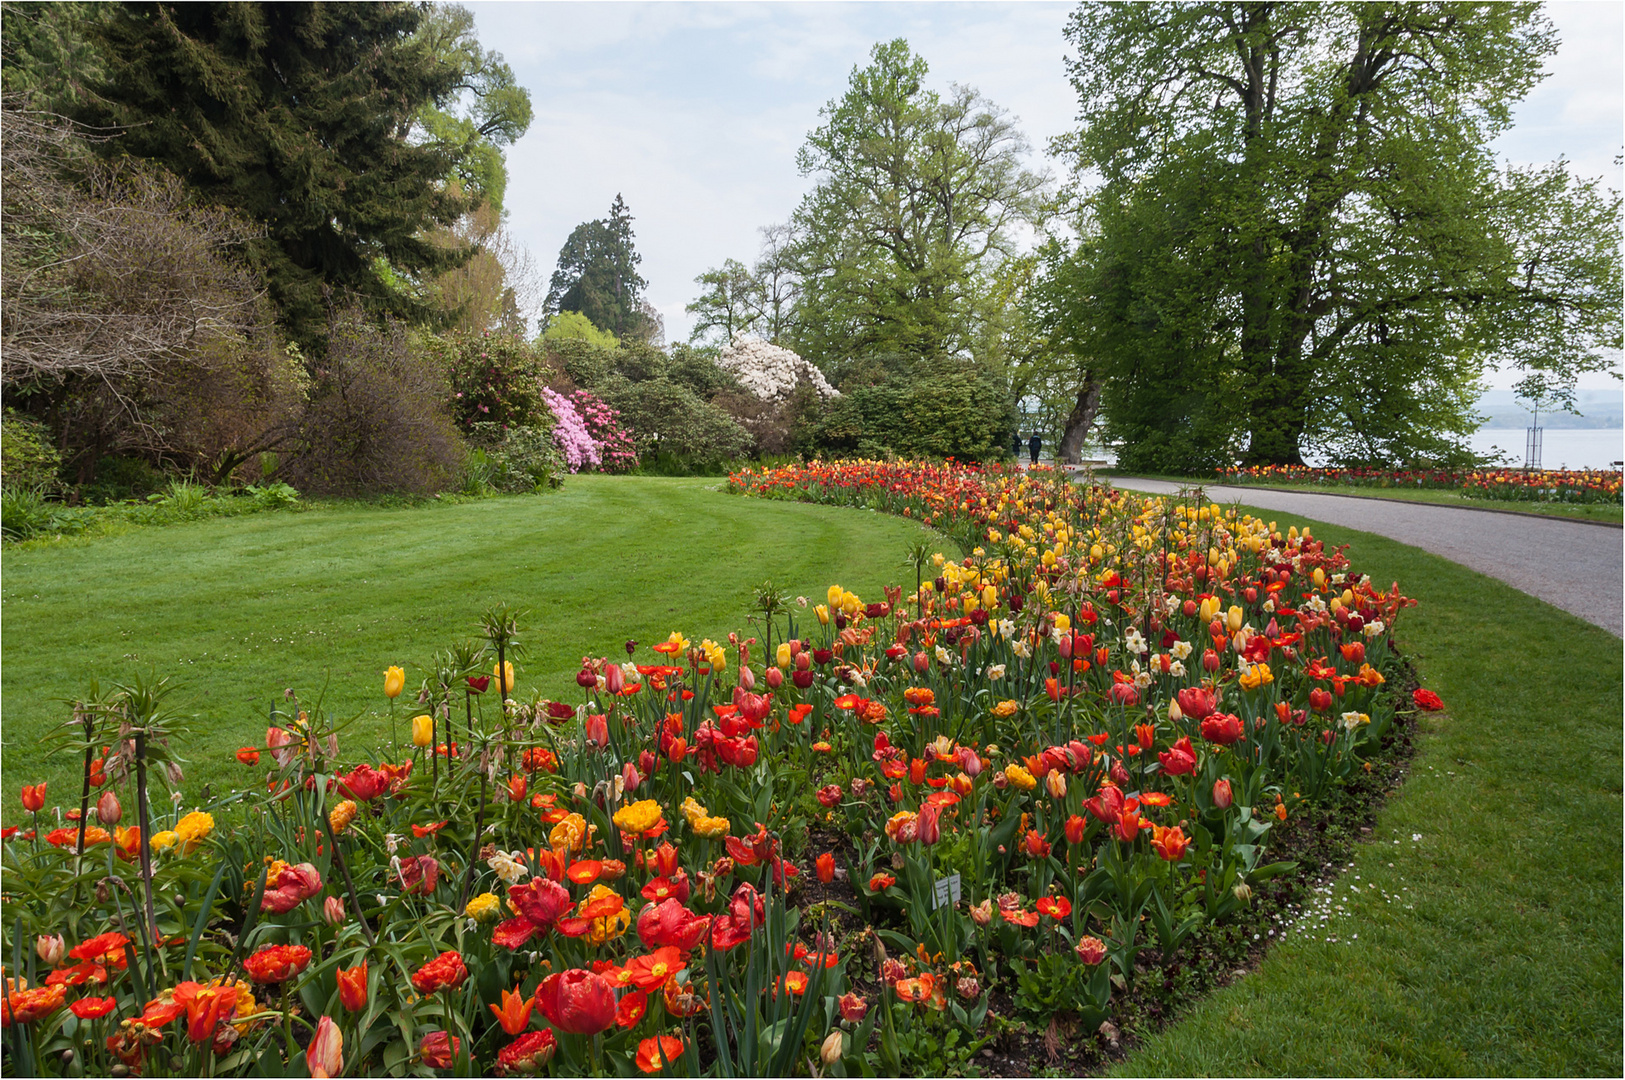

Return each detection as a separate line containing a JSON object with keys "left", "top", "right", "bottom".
{"left": 1074, "top": 429, "right": 1624, "bottom": 471}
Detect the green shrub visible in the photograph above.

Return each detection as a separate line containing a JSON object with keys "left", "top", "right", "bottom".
{"left": 465, "top": 422, "right": 565, "bottom": 493}
{"left": 599, "top": 378, "right": 753, "bottom": 464}
{"left": 435, "top": 330, "right": 548, "bottom": 432}
{"left": 0, "top": 410, "right": 61, "bottom": 492}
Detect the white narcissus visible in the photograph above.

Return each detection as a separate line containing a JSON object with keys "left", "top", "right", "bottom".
{"left": 717, "top": 335, "right": 839, "bottom": 401}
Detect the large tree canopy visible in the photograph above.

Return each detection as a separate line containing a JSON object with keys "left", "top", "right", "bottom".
{"left": 1050, "top": 1, "right": 1622, "bottom": 469}
{"left": 787, "top": 39, "right": 1048, "bottom": 376}
{"left": 77, "top": 2, "right": 481, "bottom": 345}
{"left": 544, "top": 194, "right": 656, "bottom": 343}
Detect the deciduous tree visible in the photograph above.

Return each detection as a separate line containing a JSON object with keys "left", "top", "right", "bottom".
{"left": 1056, "top": 1, "right": 1622, "bottom": 468}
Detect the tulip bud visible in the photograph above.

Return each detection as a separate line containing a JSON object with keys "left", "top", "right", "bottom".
{"left": 913, "top": 651, "right": 929, "bottom": 674}
{"left": 1212, "top": 778, "right": 1233, "bottom": 810}
{"left": 956, "top": 976, "right": 981, "bottom": 1001}
{"left": 576, "top": 667, "right": 597, "bottom": 689}
{"left": 36, "top": 934, "right": 65, "bottom": 966}
{"left": 323, "top": 895, "right": 347, "bottom": 926}
{"left": 495, "top": 660, "right": 514, "bottom": 694}
{"left": 1064, "top": 814, "right": 1087, "bottom": 845}
{"left": 411, "top": 714, "right": 434, "bottom": 748}
{"left": 1045, "top": 770, "right": 1067, "bottom": 800}
{"left": 622, "top": 761, "right": 642, "bottom": 794}
{"left": 969, "top": 899, "right": 994, "bottom": 926}
{"left": 604, "top": 664, "right": 624, "bottom": 695}
{"left": 764, "top": 666, "right": 783, "bottom": 689}
{"left": 585, "top": 714, "right": 609, "bottom": 747}
{"left": 821, "top": 1031, "right": 845, "bottom": 1066}
{"left": 1233, "top": 882, "right": 1253, "bottom": 904}
{"left": 737, "top": 665, "right": 755, "bottom": 691}
{"left": 384, "top": 666, "right": 405, "bottom": 699}
{"left": 1168, "top": 699, "right": 1184, "bottom": 723}
{"left": 1202, "top": 648, "right": 1221, "bottom": 672}
{"left": 95, "top": 790, "right": 122, "bottom": 827}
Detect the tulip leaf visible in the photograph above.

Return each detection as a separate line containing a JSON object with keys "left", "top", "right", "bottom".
{"left": 182, "top": 859, "right": 229, "bottom": 981}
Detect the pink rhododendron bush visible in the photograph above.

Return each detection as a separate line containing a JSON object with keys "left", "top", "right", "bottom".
{"left": 1, "top": 461, "right": 1437, "bottom": 1076}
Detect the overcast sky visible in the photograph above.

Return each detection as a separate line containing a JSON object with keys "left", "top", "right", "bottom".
{"left": 467, "top": 0, "right": 1623, "bottom": 389}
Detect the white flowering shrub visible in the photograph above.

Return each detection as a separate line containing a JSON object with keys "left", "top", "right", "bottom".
{"left": 716, "top": 336, "right": 839, "bottom": 401}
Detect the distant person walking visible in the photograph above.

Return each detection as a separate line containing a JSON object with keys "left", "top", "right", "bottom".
{"left": 1012, "top": 431, "right": 1022, "bottom": 459}
{"left": 1028, "top": 432, "right": 1041, "bottom": 466}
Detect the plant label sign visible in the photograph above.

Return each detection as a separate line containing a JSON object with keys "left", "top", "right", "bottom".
{"left": 931, "top": 872, "right": 962, "bottom": 910}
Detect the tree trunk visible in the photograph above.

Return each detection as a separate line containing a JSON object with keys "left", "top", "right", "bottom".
{"left": 1057, "top": 376, "right": 1103, "bottom": 465}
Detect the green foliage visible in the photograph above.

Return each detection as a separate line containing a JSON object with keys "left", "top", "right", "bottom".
{"left": 687, "top": 258, "right": 761, "bottom": 346}
{"left": 77, "top": 2, "right": 484, "bottom": 345}
{"left": 813, "top": 358, "right": 1013, "bottom": 461}
{"left": 599, "top": 379, "right": 753, "bottom": 465}
{"left": 408, "top": 4, "right": 532, "bottom": 216}
{"left": 544, "top": 194, "right": 655, "bottom": 342}
{"left": 787, "top": 39, "right": 1047, "bottom": 369}
{"left": 1054, "top": 2, "right": 1623, "bottom": 468}
{"left": 0, "top": 409, "right": 62, "bottom": 491}
{"left": 1012, "top": 952, "right": 1111, "bottom": 1031}
{"left": 463, "top": 422, "right": 564, "bottom": 494}
{"left": 541, "top": 310, "right": 620, "bottom": 350}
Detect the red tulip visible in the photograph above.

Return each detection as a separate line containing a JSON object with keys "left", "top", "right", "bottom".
{"left": 261, "top": 861, "right": 323, "bottom": 913}
{"left": 816, "top": 852, "right": 835, "bottom": 883}
{"left": 1083, "top": 783, "right": 1125, "bottom": 824}
{"left": 838, "top": 992, "right": 869, "bottom": 1022}
{"left": 533, "top": 969, "right": 616, "bottom": 1035}
{"left": 337, "top": 961, "right": 368, "bottom": 1012}
{"left": 1176, "top": 685, "right": 1217, "bottom": 720}
{"left": 410, "top": 951, "right": 467, "bottom": 995}
{"left": 585, "top": 714, "right": 609, "bottom": 747}
{"left": 1309, "top": 687, "right": 1333, "bottom": 713}
{"left": 236, "top": 746, "right": 261, "bottom": 766}
{"left": 1412, "top": 688, "right": 1444, "bottom": 711}
{"left": 917, "top": 802, "right": 943, "bottom": 846}
{"left": 1212, "top": 778, "right": 1233, "bottom": 810}
{"left": 419, "top": 1031, "right": 461, "bottom": 1069}
{"left": 637, "top": 898, "right": 712, "bottom": 952}
{"left": 1200, "top": 714, "right": 1245, "bottom": 746}
{"left": 20, "top": 783, "right": 45, "bottom": 812}
{"left": 1064, "top": 814, "right": 1087, "bottom": 845}
{"left": 1158, "top": 736, "right": 1197, "bottom": 776}
{"left": 95, "top": 791, "right": 121, "bottom": 826}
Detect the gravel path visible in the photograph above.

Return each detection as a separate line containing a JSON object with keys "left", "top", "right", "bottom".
{"left": 1108, "top": 477, "right": 1623, "bottom": 637}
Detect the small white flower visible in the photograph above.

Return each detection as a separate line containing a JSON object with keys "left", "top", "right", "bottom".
{"left": 1169, "top": 660, "right": 1186, "bottom": 678}
{"left": 1171, "top": 639, "right": 1193, "bottom": 661}
{"left": 1363, "top": 619, "right": 1385, "bottom": 638}
{"left": 934, "top": 645, "right": 954, "bottom": 666}
{"left": 488, "top": 849, "right": 528, "bottom": 885}
{"left": 384, "top": 833, "right": 402, "bottom": 856}
{"left": 1012, "top": 640, "right": 1032, "bottom": 659}
{"left": 986, "top": 664, "right": 1007, "bottom": 680}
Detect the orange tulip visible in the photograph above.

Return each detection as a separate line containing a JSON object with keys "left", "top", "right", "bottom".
{"left": 488, "top": 986, "right": 534, "bottom": 1036}
{"left": 337, "top": 961, "right": 368, "bottom": 1012}
{"left": 635, "top": 1035, "right": 685, "bottom": 1074}
{"left": 20, "top": 783, "right": 45, "bottom": 812}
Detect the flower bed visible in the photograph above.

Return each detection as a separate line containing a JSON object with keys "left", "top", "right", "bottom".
{"left": 2, "top": 460, "right": 1431, "bottom": 1077}
{"left": 1216, "top": 463, "right": 1622, "bottom": 504}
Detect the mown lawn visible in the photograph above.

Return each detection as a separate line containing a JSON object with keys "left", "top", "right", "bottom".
{"left": 1, "top": 475, "right": 936, "bottom": 803}
{"left": 1112, "top": 506, "right": 1623, "bottom": 1077}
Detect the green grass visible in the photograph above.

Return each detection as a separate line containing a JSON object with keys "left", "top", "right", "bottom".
{"left": 1096, "top": 469, "right": 1623, "bottom": 524}
{"left": 1111, "top": 505, "right": 1623, "bottom": 1077}
{"left": 1, "top": 475, "right": 938, "bottom": 804}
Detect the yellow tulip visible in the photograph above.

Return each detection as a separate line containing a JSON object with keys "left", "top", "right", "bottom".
{"left": 383, "top": 666, "right": 405, "bottom": 699}
{"left": 411, "top": 714, "right": 434, "bottom": 747}
{"left": 981, "top": 585, "right": 997, "bottom": 609}
{"left": 494, "top": 660, "right": 514, "bottom": 694}
{"left": 776, "top": 643, "right": 793, "bottom": 669}
{"left": 1226, "top": 605, "right": 1244, "bottom": 633}
{"left": 815, "top": 604, "right": 830, "bottom": 625}
{"left": 827, "top": 584, "right": 844, "bottom": 608}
